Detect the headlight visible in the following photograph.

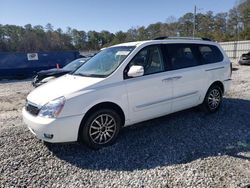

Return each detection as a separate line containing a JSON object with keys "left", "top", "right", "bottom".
{"left": 38, "top": 96, "right": 66, "bottom": 118}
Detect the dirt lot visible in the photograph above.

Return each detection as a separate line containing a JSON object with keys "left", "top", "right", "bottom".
{"left": 0, "top": 63, "right": 250, "bottom": 187}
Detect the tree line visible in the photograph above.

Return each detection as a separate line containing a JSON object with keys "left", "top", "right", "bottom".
{"left": 0, "top": 0, "right": 249, "bottom": 52}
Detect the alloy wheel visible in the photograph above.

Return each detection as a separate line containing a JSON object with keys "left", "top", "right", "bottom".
{"left": 208, "top": 89, "right": 221, "bottom": 110}
{"left": 89, "top": 114, "right": 117, "bottom": 144}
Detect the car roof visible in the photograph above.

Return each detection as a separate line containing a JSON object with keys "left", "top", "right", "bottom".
{"left": 111, "top": 39, "right": 218, "bottom": 48}
{"left": 112, "top": 41, "right": 145, "bottom": 47}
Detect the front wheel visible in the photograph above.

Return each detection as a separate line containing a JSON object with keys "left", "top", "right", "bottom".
{"left": 80, "top": 109, "right": 121, "bottom": 149}
{"left": 202, "top": 85, "right": 223, "bottom": 113}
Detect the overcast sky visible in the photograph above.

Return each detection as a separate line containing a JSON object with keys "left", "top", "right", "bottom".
{"left": 1, "top": 0, "right": 238, "bottom": 33}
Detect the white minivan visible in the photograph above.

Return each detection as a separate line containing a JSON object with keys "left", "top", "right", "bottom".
{"left": 23, "top": 37, "right": 232, "bottom": 149}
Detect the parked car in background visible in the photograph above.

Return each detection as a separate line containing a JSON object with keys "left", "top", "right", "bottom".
{"left": 32, "top": 57, "right": 90, "bottom": 87}
{"left": 23, "top": 37, "right": 232, "bottom": 149}
{"left": 238, "top": 51, "right": 250, "bottom": 65}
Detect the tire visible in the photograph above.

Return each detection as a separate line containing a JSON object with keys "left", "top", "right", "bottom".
{"left": 80, "top": 109, "right": 121, "bottom": 149}
{"left": 43, "top": 140, "right": 52, "bottom": 148}
{"left": 201, "top": 85, "right": 223, "bottom": 113}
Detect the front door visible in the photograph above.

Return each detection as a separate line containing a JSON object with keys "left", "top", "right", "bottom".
{"left": 124, "top": 45, "right": 173, "bottom": 124}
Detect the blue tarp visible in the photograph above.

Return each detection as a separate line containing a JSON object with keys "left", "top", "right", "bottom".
{"left": 0, "top": 51, "right": 80, "bottom": 79}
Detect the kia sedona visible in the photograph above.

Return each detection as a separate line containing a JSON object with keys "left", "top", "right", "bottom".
{"left": 23, "top": 37, "right": 232, "bottom": 149}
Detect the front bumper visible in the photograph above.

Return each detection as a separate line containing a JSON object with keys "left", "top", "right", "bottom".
{"left": 22, "top": 108, "right": 84, "bottom": 143}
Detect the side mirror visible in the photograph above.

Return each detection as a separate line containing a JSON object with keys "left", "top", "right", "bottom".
{"left": 127, "top": 65, "right": 144, "bottom": 78}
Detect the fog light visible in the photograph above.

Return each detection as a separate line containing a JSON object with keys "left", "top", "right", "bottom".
{"left": 44, "top": 133, "right": 53, "bottom": 139}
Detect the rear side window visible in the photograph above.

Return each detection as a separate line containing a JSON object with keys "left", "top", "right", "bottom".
{"left": 198, "top": 45, "right": 223, "bottom": 64}
{"left": 166, "top": 44, "right": 200, "bottom": 70}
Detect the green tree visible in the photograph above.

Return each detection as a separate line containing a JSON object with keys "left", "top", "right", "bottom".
{"left": 0, "top": 1, "right": 249, "bottom": 52}
{"left": 147, "top": 22, "right": 162, "bottom": 39}
{"left": 99, "top": 30, "right": 114, "bottom": 47}
{"left": 213, "top": 13, "right": 228, "bottom": 41}
{"left": 178, "top": 13, "right": 194, "bottom": 36}
{"left": 111, "top": 31, "right": 127, "bottom": 45}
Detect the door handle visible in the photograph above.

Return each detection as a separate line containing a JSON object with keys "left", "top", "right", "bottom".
{"left": 171, "top": 76, "right": 182, "bottom": 80}
{"left": 162, "top": 76, "right": 182, "bottom": 82}
{"left": 162, "top": 77, "right": 172, "bottom": 82}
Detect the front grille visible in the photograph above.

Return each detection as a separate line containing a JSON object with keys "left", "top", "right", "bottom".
{"left": 25, "top": 102, "right": 40, "bottom": 116}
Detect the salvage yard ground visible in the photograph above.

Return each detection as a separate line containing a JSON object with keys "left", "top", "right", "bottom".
{"left": 0, "top": 63, "right": 250, "bottom": 187}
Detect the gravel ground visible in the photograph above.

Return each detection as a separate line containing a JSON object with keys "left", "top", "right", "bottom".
{"left": 0, "top": 63, "right": 250, "bottom": 188}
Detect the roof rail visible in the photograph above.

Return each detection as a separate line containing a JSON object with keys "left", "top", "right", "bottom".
{"left": 201, "top": 37, "right": 212, "bottom": 41}
{"left": 153, "top": 36, "right": 212, "bottom": 41}
{"left": 154, "top": 36, "right": 169, "bottom": 40}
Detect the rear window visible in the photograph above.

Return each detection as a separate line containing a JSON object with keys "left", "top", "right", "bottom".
{"left": 198, "top": 45, "right": 223, "bottom": 64}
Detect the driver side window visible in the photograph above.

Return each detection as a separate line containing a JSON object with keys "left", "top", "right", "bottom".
{"left": 128, "top": 45, "right": 164, "bottom": 76}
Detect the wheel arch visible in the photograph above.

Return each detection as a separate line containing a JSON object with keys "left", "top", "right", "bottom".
{"left": 209, "top": 81, "right": 224, "bottom": 94}
{"left": 201, "top": 81, "right": 224, "bottom": 103}
{"left": 77, "top": 101, "right": 125, "bottom": 141}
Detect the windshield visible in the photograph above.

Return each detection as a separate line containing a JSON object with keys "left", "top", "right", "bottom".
{"left": 73, "top": 46, "right": 135, "bottom": 77}
{"left": 63, "top": 58, "right": 90, "bottom": 71}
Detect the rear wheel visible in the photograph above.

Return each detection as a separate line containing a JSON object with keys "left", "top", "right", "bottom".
{"left": 80, "top": 109, "right": 121, "bottom": 149}
{"left": 202, "top": 85, "right": 222, "bottom": 113}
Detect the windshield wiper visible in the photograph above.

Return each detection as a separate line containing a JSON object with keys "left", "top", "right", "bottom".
{"left": 73, "top": 73, "right": 86, "bottom": 77}
{"left": 74, "top": 73, "right": 106, "bottom": 78}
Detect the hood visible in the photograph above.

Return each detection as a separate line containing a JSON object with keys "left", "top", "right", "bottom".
{"left": 27, "top": 74, "right": 104, "bottom": 106}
